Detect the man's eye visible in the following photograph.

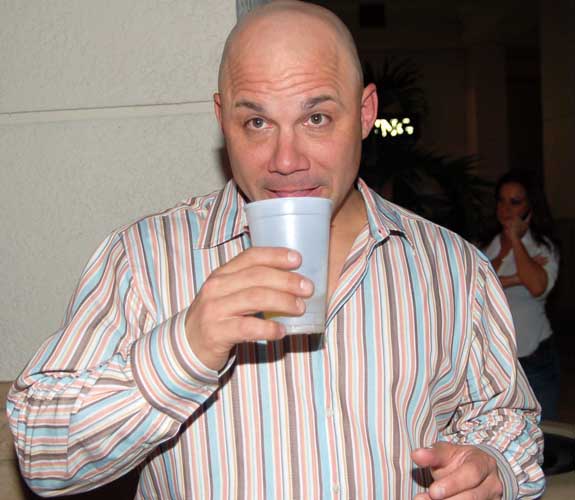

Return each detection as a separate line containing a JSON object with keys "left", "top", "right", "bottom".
{"left": 247, "top": 117, "right": 266, "bottom": 129}
{"left": 308, "top": 113, "right": 327, "bottom": 126}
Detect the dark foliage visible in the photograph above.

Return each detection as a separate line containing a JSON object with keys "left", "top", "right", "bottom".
{"left": 360, "top": 58, "right": 492, "bottom": 242}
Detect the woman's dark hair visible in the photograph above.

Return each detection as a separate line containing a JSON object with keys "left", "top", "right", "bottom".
{"left": 481, "top": 168, "right": 558, "bottom": 251}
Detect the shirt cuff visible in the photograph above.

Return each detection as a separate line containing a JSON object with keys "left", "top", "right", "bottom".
{"left": 131, "top": 308, "right": 220, "bottom": 422}
{"left": 475, "top": 444, "right": 519, "bottom": 500}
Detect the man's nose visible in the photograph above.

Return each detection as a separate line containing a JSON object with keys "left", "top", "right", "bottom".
{"left": 269, "top": 129, "right": 309, "bottom": 174}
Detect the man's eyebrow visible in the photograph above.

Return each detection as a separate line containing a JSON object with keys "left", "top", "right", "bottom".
{"left": 302, "top": 95, "right": 337, "bottom": 110}
{"left": 234, "top": 100, "right": 265, "bottom": 113}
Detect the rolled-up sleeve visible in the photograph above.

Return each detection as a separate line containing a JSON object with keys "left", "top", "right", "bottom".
{"left": 540, "top": 241, "right": 559, "bottom": 298}
{"left": 442, "top": 258, "right": 545, "bottom": 499}
{"left": 6, "top": 232, "right": 220, "bottom": 496}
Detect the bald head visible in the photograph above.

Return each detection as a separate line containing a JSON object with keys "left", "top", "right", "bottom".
{"left": 218, "top": 0, "right": 363, "bottom": 94}
{"left": 211, "top": 0, "right": 379, "bottom": 223}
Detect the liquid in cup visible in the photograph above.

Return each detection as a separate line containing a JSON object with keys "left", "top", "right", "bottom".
{"left": 245, "top": 197, "right": 332, "bottom": 334}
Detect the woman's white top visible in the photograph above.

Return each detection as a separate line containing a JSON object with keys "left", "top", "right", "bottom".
{"left": 483, "top": 230, "right": 559, "bottom": 358}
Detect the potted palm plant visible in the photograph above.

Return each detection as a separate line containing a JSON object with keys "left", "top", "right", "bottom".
{"left": 360, "top": 58, "right": 492, "bottom": 243}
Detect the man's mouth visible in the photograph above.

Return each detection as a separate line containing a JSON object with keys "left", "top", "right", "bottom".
{"left": 267, "top": 187, "right": 321, "bottom": 198}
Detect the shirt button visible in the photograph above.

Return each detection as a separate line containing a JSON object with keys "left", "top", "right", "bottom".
{"left": 326, "top": 407, "right": 334, "bottom": 417}
{"left": 332, "top": 484, "right": 340, "bottom": 494}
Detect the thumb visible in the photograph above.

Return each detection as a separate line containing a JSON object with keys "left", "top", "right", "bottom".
{"left": 411, "top": 442, "right": 455, "bottom": 469}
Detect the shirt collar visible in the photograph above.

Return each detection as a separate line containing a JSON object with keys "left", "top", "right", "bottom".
{"left": 521, "top": 228, "right": 536, "bottom": 248}
{"left": 356, "top": 178, "right": 412, "bottom": 246}
{"left": 198, "top": 178, "right": 411, "bottom": 249}
{"left": 197, "top": 180, "right": 248, "bottom": 249}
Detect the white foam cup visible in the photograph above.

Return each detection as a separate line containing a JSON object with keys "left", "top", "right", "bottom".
{"left": 245, "top": 196, "right": 332, "bottom": 334}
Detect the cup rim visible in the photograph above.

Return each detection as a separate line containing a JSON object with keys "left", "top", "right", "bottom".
{"left": 245, "top": 196, "right": 332, "bottom": 217}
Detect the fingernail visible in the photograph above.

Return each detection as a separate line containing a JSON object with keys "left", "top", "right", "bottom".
{"left": 287, "top": 250, "right": 299, "bottom": 263}
{"left": 296, "top": 298, "right": 305, "bottom": 313}
{"left": 278, "top": 324, "right": 286, "bottom": 336}
{"left": 300, "top": 279, "right": 314, "bottom": 294}
{"left": 434, "top": 485, "right": 445, "bottom": 499}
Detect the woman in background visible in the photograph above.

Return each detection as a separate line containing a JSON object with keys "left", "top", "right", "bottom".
{"left": 483, "top": 168, "right": 560, "bottom": 420}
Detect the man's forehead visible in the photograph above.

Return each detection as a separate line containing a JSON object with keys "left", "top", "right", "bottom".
{"left": 233, "top": 94, "right": 339, "bottom": 113}
{"left": 221, "top": 33, "right": 349, "bottom": 99}
{"left": 223, "top": 59, "right": 350, "bottom": 110}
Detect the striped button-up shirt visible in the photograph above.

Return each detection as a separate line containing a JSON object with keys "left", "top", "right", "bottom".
{"left": 8, "top": 179, "right": 544, "bottom": 499}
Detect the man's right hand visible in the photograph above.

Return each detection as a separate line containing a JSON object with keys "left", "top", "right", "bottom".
{"left": 185, "top": 247, "right": 314, "bottom": 371}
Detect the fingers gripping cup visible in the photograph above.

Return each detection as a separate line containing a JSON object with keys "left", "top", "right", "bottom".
{"left": 245, "top": 197, "right": 332, "bottom": 334}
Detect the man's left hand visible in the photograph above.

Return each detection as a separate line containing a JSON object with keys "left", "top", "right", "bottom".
{"left": 411, "top": 442, "right": 503, "bottom": 499}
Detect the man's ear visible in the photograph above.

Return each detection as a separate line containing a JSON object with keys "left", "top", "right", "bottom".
{"left": 360, "top": 83, "right": 378, "bottom": 139}
{"left": 213, "top": 92, "right": 224, "bottom": 131}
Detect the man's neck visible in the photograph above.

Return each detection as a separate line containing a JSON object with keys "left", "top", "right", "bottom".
{"left": 331, "top": 188, "right": 368, "bottom": 237}
{"left": 327, "top": 188, "right": 368, "bottom": 298}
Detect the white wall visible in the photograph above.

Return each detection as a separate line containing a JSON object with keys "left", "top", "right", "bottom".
{"left": 0, "top": 1, "right": 236, "bottom": 379}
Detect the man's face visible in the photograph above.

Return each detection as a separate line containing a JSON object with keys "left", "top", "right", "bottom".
{"left": 214, "top": 17, "right": 376, "bottom": 218}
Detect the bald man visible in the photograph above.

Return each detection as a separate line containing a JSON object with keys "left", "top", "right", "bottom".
{"left": 8, "top": 1, "right": 544, "bottom": 498}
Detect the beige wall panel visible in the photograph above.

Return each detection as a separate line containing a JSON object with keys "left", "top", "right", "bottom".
{"left": 0, "top": 112, "right": 227, "bottom": 380}
{"left": 0, "top": 0, "right": 235, "bottom": 379}
{"left": 0, "top": 1, "right": 234, "bottom": 112}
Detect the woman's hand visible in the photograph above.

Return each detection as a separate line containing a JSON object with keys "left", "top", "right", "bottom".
{"left": 502, "top": 212, "right": 530, "bottom": 243}
{"left": 532, "top": 255, "right": 548, "bottom": 267}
